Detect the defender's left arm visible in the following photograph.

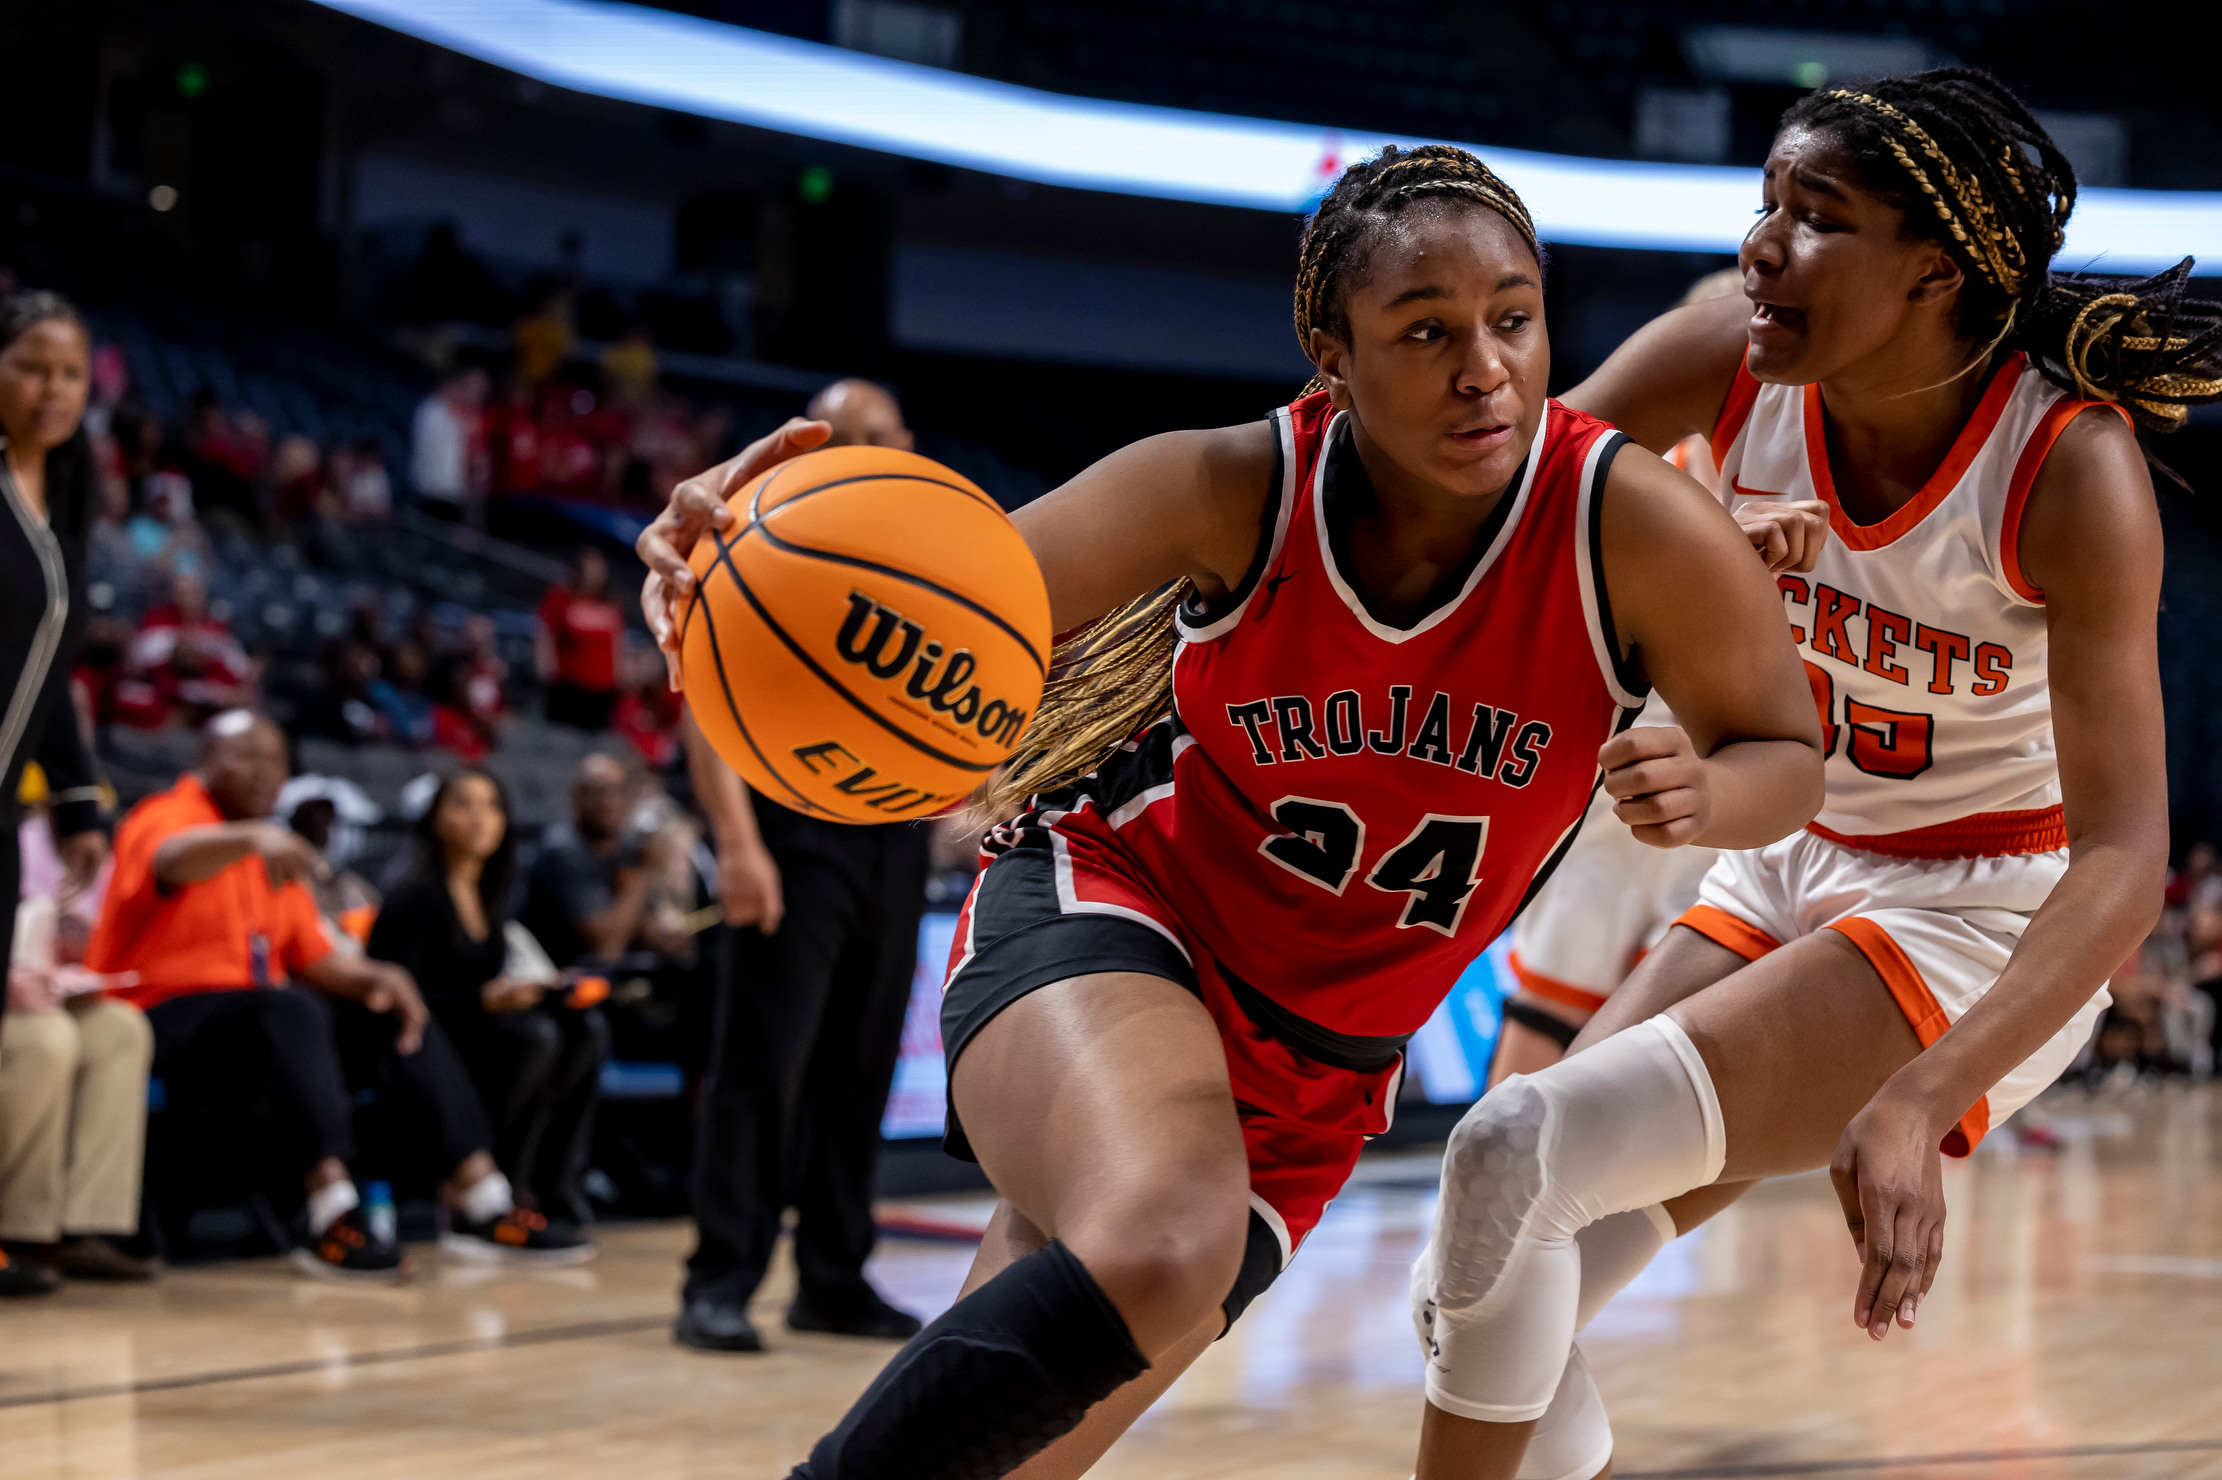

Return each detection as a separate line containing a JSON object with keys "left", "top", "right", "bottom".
{"left": 1869, "top": 408, "right": 2167, "bottom": 1145}
{"left": 1833, "top": 409, "right": 2167, "bottom": 1335}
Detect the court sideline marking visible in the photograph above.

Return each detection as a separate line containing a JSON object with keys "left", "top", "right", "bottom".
{"left": 0, "top": 1314, "right": 669, "bottom": 1410}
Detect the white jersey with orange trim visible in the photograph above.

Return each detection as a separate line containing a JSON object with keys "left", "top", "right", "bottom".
{"left": 1710, "top": 350, "right": 2120, "bottom": 855}
{"left": 1674, "top": 353, "right": 2123, "bottom": 1152}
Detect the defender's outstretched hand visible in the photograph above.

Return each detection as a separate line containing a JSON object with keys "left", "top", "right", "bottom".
{"left": 638, "top": 416, "right": 833, "bottom": 688}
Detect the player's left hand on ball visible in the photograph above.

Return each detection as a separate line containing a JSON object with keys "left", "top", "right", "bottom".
{"left": 1734, "top": 499, "right": 1830, "bottom": 574}
{"left": 638, "top": 415, "right": 834, "bottom": 689}
{"left": 1830, "top": 1091, "right": 1948, "bottom": 1342}
{"left": 1599, "top": 725, "right": 1710, "bottom": 847}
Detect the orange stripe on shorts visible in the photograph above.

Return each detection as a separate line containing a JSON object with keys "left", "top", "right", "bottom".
{"left": 1507, "top": 952, "right": 1609, "bottom": 1016}
{"left": 1824, "top": 917, "right": 1990, "bottom": 1157}
{"left": 1672, "top": 904, "right": 1781, "bottom": 963}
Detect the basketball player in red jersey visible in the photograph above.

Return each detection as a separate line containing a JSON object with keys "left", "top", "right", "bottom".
{"left": 639, "top": 145, "right": 1824, "bottom": 1480}
{"left": 1410, "top": 72, "right": 2222, "bottom": 1480}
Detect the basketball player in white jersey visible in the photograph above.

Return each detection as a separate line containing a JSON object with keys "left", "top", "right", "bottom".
{"left": 1491, "top": 269, "right": 1751, "bottom": 1083}
{"left": 1408, "top": 69, "right": 2222, "bottom": 1480}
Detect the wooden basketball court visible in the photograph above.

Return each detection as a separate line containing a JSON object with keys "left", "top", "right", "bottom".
{"left": 6, "top": 1083, "right": 2222, "bottom": 1479}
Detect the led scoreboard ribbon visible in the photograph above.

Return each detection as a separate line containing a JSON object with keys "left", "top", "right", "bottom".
{"left": 315, "top": 0, "right": 2222, "bottom": 272}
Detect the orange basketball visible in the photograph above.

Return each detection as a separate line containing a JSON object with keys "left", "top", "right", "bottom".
{"left": 679, "top": 445, "right": 1051, "bottom": 824}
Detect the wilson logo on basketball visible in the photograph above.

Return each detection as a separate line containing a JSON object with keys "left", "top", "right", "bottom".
{"left": 835, "top": 592, "right": 1030, "bottom": 748}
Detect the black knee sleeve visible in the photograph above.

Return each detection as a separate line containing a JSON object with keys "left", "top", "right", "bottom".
{"left": 791, "top": 1240, "right": 1148, "bottom": 1480}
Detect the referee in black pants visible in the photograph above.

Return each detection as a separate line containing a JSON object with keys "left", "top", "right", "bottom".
{"left": 675, "top": 380, "right": 933, "bottom": 1353}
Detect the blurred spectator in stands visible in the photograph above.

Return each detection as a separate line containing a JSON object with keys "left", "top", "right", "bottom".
{"left": 182, "top": 390, "right": 268, "bottom": 526}
{"left": 535, "top": 388, "right": 608, "bottom": 500}
{"left": 632, "top": 787, "right": 705, "bottom": 964}
{"left": 519, "top": 753, "right": 650, "bottom": 970}
{"left": 808, "top": 377, "right": 914, "bottom": 452}
{"left": 631, "top": 393, "right": 702, "bottom": 506}
{"left": 451, "top": 613, "right": 508, "bottom": 731}
{"left": 268, "top": 434, "right": 329, "bottom": 526}
{"left": 2, "top": 892, "right": 157, "bottom": 1286}
{"left": 296, "top": 641, "right": 386, "bottom": 747}
{"left": 333, "top": 439, "right": 393, "bottom": 524}
{"left": 513, "top": 288, "right": 575, "bottom": 388}
{"left": 487, "top": 378, "right": 543, "bottom": 500}
{"left": 537, "top": 546, "right": 623, "bottom": 730}
{"left": 674, "top": 376, "right": 926, "bottom": 1353}
{"left": 371, "top": 770, "right": 606, "bottom": 1237}
{"left": 410, "top": 366, "right": 488, "bottom": 522}
{"left": 347, "top": 591, "right": 390, "bottom": 655}
{"left": 87, "top": 462, "right": 137, "bottom": 591}
{"left": 116, "top": 570, "right": 253, "bottom": 729}
{"left": 80, "top": 344, "right": 128, "bottom": 442}
{"left": 601, "top": 323, "right": 659, "bottom": 411}
{"left": 71, "top": 616, "right": 132, "bottom": 733}
{"left": 612, "top": 637, "right": 682, "bottom": 770}
{"left": 368, "top": 639, "right": 436, "bottom": 749}
{"left": 124, "top": 470, "right": 211, "bottom": 599}
{"left": 430, "top": 663, "right": 493, "bottom": 762}
{"left": 89, "top": 711, "right": 580, "bottom": 1275}
{"left": 276, "top": 775, "right": 384, "bottom": 950}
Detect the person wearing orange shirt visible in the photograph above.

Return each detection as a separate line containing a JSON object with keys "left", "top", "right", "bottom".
{"left": 88, "top": 711, "right": 578, "bottom": 1277}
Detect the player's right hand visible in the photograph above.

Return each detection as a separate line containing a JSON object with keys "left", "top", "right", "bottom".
{"left": 1599, "top": 724, "right": 1709, "bottom": 848}
{"left": 1734, "top": 499, "right": 1829, "bottom": 574}
{"left": 252, "top": 823, "right": 329, "bottom": 886}
{"left": 638, "top": 415, "right": 834, "bottom": 689}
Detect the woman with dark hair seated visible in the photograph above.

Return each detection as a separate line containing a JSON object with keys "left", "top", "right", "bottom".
{"left": 368, "top": 770, "right": 604, "bottom": 1249}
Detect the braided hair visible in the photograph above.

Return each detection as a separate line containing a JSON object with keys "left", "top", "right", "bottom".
{"left": 1292, "top": 144, "right": 1538, "bottom": 386}
{"left": 1782, "top": 70, "right": 2222, "bottom": 433}
{"left": 972, "top": 145, "right": 1538, "bottom": 822}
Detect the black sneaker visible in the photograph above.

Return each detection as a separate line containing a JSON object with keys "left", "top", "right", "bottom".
{"left": 290, "top": 1207, "right": 408, "bottom": 1282}
{"left": 441, "top": 1207, "right": 596, "bottom": 1266}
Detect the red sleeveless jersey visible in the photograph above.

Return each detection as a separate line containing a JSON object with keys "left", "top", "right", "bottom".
{"left": 989, "top": 392, "right": 1641, "bottom": 1042}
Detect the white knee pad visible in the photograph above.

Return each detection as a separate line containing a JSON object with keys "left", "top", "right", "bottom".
{"left": 1519, "top": 1345, "right": 1612, "bottom": 1480}
{"left": 1409, "top": 1205, "right": 1671, "bottom": 1476}
{"left": 1572, "top": 1203, "right": 1677, "bottom": 1332}
{"left": 1414, "top": 1016, "right": 1723, "bottom": 1422}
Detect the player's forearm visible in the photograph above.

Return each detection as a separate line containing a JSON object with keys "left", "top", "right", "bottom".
{"left": 1689, "top": 737, "right": 1824, "bottom": 850}
{"left": 1883, "top": 832, "right": 2162, "bottom": 1132}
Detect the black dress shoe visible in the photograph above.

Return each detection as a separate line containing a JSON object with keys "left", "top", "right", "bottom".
{"left": 787, "top": 1286, "right": 923, "bottom": 1340}
{"left": 674, "top": 1295, "right": 764, "bottom": 1352}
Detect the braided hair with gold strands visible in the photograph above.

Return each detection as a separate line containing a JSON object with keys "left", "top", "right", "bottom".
{"left": 1782, "top": 69, "right": 2222, "bottom": 434}
{"left": 971, "top": 145, "right": 1539, "bottom": 824}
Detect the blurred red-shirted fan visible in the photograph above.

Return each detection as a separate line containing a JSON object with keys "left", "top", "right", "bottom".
{"left": 679, "top": 445, "right": 1050, "bottom": 823}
